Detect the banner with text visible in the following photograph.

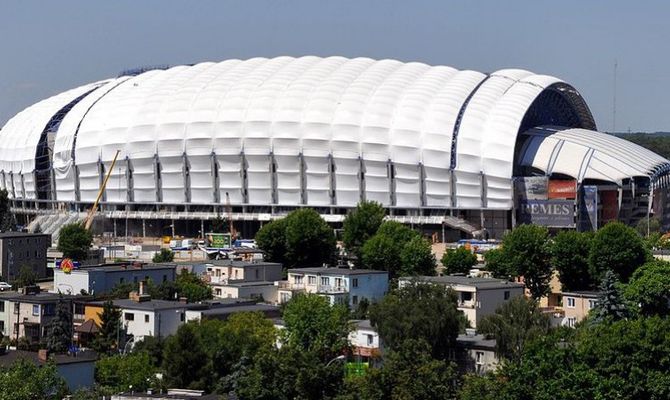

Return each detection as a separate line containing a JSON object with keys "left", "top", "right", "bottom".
{"left": 578, "top": 185, "right": 598, "bottom": 231}
{"left": 517, "top": 199, "right": 575, "bottom": 228}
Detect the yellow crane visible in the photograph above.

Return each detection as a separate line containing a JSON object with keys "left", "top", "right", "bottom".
{"left": 84, "top": 150, "right": 120, "bottom": 230}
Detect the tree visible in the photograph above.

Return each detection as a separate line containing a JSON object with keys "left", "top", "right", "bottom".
{"left": 399, "top": 236, "right": 437, "bottom": 276}
{"left": 591, "top": 270, "right": 629, "bottom": 322}
{"left": 210, "top": 213, "right": 228, "bottom": 233}
{"left": 255, "top": 218, "right": 288, "bottom": 264}
{"left": 283, "top": 208, "right": 336, "bottom": 268}
{"left": 92, "top": 300, "right": 124, "bottom": 355}
{"left": 0, "top": 359, "right": 67, "bottom": 400}
{"left": 441, "top": 246, "right": 478, "bottom": 275}
{"left": 551, "top": 230, "right": 595, "bottom": 291}
{"left": 498, "top": 224, "right": 552, "bottom": 299}
{"left": 635, "top": 215, "right": 661, "bottom": 236}
{"left": 175, "top": 270, "right": 212, "bottom": 302}
{"left": 358, "top": 338, "right": 460, "bottom": 400}
{"left": 96, "top": 351, "right": 159, "bottom": 393}
{"left": 361, "top": 221, "right": 435, "bottom": 278}
{"left": 152, "top": 248, "right": 174, "bottom": 263}
{"left": 369, "top": 281, "right": 465, "bottom": 360}
{"left": 44, "top": 295, "right": 73, "bottom": 353}
{"left": 588, "top": 221, "right": 648, "bottom": 283}
{"left": 342, "top": 201, "right": 386, "bottom": 263}
{"left": 57, "top": 222, "right": 93, "bottom": 261}
{"left": 12, "top": 265, "right": 36, "bottom": 289}
{"left": 483, "top": 247, "right": 512, "bottom": 279}
{"left": 256, "top": 209, "right": 336, "bottom": 268}
{"left": 281, "top": 293, "right": 351, "bottom": 360}
{"left": 477, "top": 295, "right": 550, "bottom": 363}
{"left": 624, "top": 260, "right": 670, "bottom": 316}
{"left": 163, "top": 323, "right": 209, "bottom": 390}
{"left": 0, "top": 189, "right": 15, "bottom": 232}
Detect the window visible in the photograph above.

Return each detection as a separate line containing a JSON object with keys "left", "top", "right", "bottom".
{"left": 125, "top": 313, "right": 135, "bottom": 321}
{"left": 215, "top": 289, "right": 222, "bottom": 296}
{"left": 352, "top": 278, "right": 358, "bottom": 288}
{"left": 504, "top": 291, "right": 510, "bottom": 300}
{"left": 280, "top": 292, "right": 291, "bottom": 303}
{"left": 308, "top": 276, "right": 317, "bottom": 285}
{"left": 133, "top": 277, "right": 138, "bottom": 283}
{"left": 180, "top": 312, "right": 185, "bottom": 322}
{"left": 32, "top": 305, "right": 40, "bottom": 316}
{"left": 145, "top": 315, "right": 150, "bottom": 323}
{"left": 566, "top": 297, "right": 576, "bottom": 308}
{"left": 43, "top": 304, "right": 55, "bottom": 316}
{"left": 567, "top": 317, "right": 576, "bottom": 327}
{"left": 588, "top": 299, "right": 597, "bottom": 309}
{"left": 320, "top": 277, "right": 330, "bottom": 286}
{"left": 352, "top": 295, "right": 358, "bottom": 305}
{"left": 163, "top": 275, "right": 167, "bottom": 282}
{"left": 120, "top": 277, "right": 125, "bottom": 284}
{"left": 255, "top": 269, "right": 260, "bottom": 279}
{"left": 0, "top": 321, "right": 4, "bottom": 334}
{"left": 0, "top": 301, "right": 4, "bottom": 313}
{"left": 14, "top": 303, "right": 19, "bottom": 313}
{"left": 294, "top": 275, "right": 303, "bottom": 285}
{"left": 475, "top": 351, "right": 484, "bottom": 364}
{"left": 461, "top": 292, "right": 473, "bottom": 302}
{"left": 367, "top": 334, "right": 374, "bottom": 346}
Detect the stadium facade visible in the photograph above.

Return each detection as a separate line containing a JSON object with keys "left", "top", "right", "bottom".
{"left": 1, "top": 56, "right": 669, "bottom": 240}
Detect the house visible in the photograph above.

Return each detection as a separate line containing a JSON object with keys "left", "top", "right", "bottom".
{"left": 562, "top": 291, "right": 600, "bottom": 327}
{"left": 53, "top": 262, "right": 176, "bottom": 295}
{"left": 399, "top": 275, "right": 524, "bottom": 328}
{"left": 0, "top": 288, "right": 79, "bottom": 345}
{"left": 349, "top": 320, "right": 382, "bottom": 362}
{"left": 85, "top": 285, "right": 188, "bottom": 342}
{"left": 0, "top": 349, "right": 97, "bottom": 391}
{"left": 278, "top": 267, "right": 389, "bottom": 307}
{"left": 205, "top": 260, "right": 282, "bottom": 302}
{"left": 111, "top": 389, "right": 220, "bottom": 399}
{"left": 456, "top": 331, "right": 499, "bottom": 374}
{"left": 0, "top": 232, "right": 51, "bottom": 282}
{"left": 185, "top": 301, "right": 281, "bottom": 322}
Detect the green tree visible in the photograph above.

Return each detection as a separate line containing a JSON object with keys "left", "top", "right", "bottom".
{"left": 255, "top": 218, "right": 288, "bottom": 264}
{"left": 162, "top": 323, "right": 209, "bottom": 390}
{"left": 498, "top": 224, "right": 552, "bottom": 299}
{"left": 92, "top": 300, "right": 125, "bottom": 355}
{"left": 624, "top": 260, "right": 670, "bottom": 316}
{"left": 441, "top": 246, "right": 478, "bottom": 275}
{"left": 210, "top": 213, "right": 228, "bottom": 233}
{"left": 483, "top": 247, "right": 512, "bottom": 278}
{"left": 57, "top": 222, "right": 93, "bottom": 261}
{"left": 96, "top": 351, "right": 159, "bottom": 393}
{"left": 131, "top": 335, "right": 165, "bottom": 368}
{"left": 152, "top": 248, "right": 175, "bottom": 263}
{"left": 361, "top": 221, "right": 435, "bottom": 278}
{"left": 281, "top": 293, "right": 351, "bottom": 360}
{"left": 591, "top": 270, "right": 629, "bottom": 323}
{"left": 369, "top": 281, "right": 465, "bottom": 360}
{"left": 358, "top": 339, "right": 460, "bottom": 400}
{"left": 175, "top": 270, "right": 212, "bottom": 302}
{"left": 0, "top": 189, "right": 15, "bottom": 231}
{"left": 635, "top": 215, "right": 661, "bottom": 236}
{"left": 399, "top": 236, "right": 436, "bottom": 276}
{"left": 12, "top": 265, "right": 36, "bottom": 289}
{"left": 284, "top": 208, "right": 336, "bottom": 268}
{"left": 0, "top": 359, "right": 67, "bottom": 400}
{"left": 551, "top": 230, "right": 595, "bottom": 291}
{"left": 44, "top": 295, "right": 73, "bottom": 353}
{"left": 342, "top": 201, "right": 386, "bottom": 263}
{"left": 477, "top": 295, "right": 550, "bottom": 363}
{"left": 588, "top": 221, "right": 648, "bottom": 283}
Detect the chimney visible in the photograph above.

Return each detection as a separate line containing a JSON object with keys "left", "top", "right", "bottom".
{"left": 139, "top": 280, "right": 146, "bottom": 296}
{"left": 133, "top": 261, "right": 143, "bottom": 269}
{"left": 179, "top": 297, "right": 188, "bottom": 304}
{"left": 38, "top": 349, "right": 49, "bottom": 362}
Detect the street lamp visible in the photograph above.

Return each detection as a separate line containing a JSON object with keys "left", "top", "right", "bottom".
{"left": 326, "top": 354, "right": 346, "bottom": 367}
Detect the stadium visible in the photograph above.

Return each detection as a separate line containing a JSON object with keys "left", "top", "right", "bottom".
{"left": 1, "top": 56, "right": 669, "bottom": 240}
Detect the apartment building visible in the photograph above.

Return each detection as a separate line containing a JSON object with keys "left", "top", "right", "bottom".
{"left": 205, "top": 260, "right": 282, "bottom": 302}
{"left": 562, "top": 291, "right": 600, "bottom": 327}
{"left": 53, "top": 263, "right": 176, "bottom": 295}
{"left": 399, "top": 275, "right": 524, "bottom": 328}
{"left": 0, "top": 232, "right": 51, "bottom": 282}
{"left": 278, "top": 267, "right": 388, "bottom": 307}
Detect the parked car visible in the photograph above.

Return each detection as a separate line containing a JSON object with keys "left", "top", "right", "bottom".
{"left": 0, "top": 282, "right": 11, "bottom": 291}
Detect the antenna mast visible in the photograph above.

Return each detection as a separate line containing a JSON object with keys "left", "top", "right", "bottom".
{"left": 612, "top": 60, "right": 617, "bottom": 133}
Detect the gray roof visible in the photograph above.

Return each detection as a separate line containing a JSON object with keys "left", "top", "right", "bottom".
{"left": 211, "top": 280, "right": 276, "bottom": 288}
{"left": 89, "top": 298, "right": 188, "bottom": 312}
{"left": 288, "top": 267, "right": 388, "bottom": 276}
{"left": 195, "top": 304, "right": 280, "bottom": 317}
{"left": 456, "top": 333, "right": 496, "bottom": 350}
{"left": 0, "top": 350, "right": 98, "bottom": 367}
{"left": 401, "top": 275, "right": 524, "bottom": 290}
{"left": 0, "top": 291, "right": 82, "bottom": 304}
{"left": 351, "top": 319, "right": 375, "bottom": 331}
{"left": 208, "top": 259, "right": 282, "bottom": 268}
{"left": 75, "top": 263, "right": 176, "bottom": 273}
{"left": 562, "top": 291, "right": 601, "bottom": 298}
{"left": 0, "top": 231, "right": 50, "bottom": 239}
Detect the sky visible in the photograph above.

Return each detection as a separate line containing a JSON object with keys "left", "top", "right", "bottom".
{"left": 0, "top": 0, "right": 669, "bottom": 132}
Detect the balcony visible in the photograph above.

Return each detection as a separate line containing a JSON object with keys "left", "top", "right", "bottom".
{"left": 317, "top": 285, "right": 348, "bottom": 294}
{"left": 276, "top": 281, "right": 305, "bottom": 291}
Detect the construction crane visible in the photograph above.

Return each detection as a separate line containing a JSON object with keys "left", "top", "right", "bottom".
{"left": 84, "top": 150, "right": 120, "bottom": 230}
{"left": 225, "top": 191, "right": 237, "bottom": 240}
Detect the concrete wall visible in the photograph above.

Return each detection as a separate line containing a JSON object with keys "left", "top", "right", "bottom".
{"left": 347, "top": 274, "right": 388, "bottom": 306}
{"left": 54, "top": 267, "right": 176, "bottom": 295}
{"left": 0, "top": 235, "right": 50, "bottom": 282}
{"left": 473, "top": 288, "right": 525, "bottom": 327}
{"left": 122, "top": 307, "right": 185, "bottom": 341}
{"left": 563, "top": 294, "right": 597, "bottom": 327}
{"left": 57, "top": 362, "right": 95, "bottom": 391}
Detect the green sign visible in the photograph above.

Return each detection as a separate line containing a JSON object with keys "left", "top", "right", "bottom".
{"left": 345, "top": 362, "right": 368, "bottom": 377}
{"left": 208, "top": 232, "right": 231, "bottom": 248}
